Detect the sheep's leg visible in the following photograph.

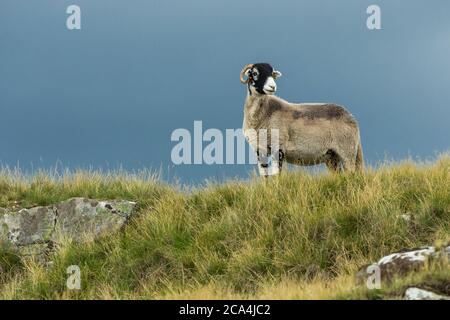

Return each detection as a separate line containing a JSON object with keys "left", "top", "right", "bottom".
{"left": 325, "top": 159, "right": 341, "bottom": 173}
{"left": 338, "top": 151, "right": 357, "bottom": 172}
{"left": 341, "top": 159, "right": 357, "bottom": 172}
{"left": 257, "top": 149, "right": 285, "bottom": 176}
{"left": 270, "top": 149, "right": 285, "bottom": 175}
{"left": 258, "top": 162, "right": 270, "bottom": 177}
{"left": 325, "top": 149, "right": 342, "bottom": 173}
{"left": 257, "top": 150, "right": 270, "bottom": 177}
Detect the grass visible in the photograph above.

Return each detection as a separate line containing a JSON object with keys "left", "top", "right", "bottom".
{"left": 0, "top": 155, "right": 449, "bottom": 299}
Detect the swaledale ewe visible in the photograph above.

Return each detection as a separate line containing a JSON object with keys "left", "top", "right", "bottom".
{"left": 240, "top": 63, "right": 363, "bottom": 177}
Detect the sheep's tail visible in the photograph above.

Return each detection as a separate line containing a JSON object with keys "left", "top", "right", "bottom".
{"left": 355, "top": 140, "right": 364, "bottom": 172}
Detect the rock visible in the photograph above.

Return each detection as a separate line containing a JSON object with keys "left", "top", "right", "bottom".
{"left": 404, "top": 287, "right": 450, "bottom": 300}
{"left": 0, "top": 198, "right": 137, "bottom": 260}
{"left": 357, "top": 246, "right": 450, "bottom": 283}
{"left": 54, "top": 198, "right": 136, "bottom": 242}
{"left": 0, "top": 206, "right": 56, "bottom": 246}
{"left": 399, "top": 214, "right": 412, "bottom": 222}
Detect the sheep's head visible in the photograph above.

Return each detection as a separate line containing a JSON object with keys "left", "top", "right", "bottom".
{"left": 240, "top": 63, "right": 282, "bottom": 95}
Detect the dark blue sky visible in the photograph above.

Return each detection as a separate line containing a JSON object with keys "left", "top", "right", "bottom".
{"left": 1, "top": 0, "right": 449, "bottom": 183}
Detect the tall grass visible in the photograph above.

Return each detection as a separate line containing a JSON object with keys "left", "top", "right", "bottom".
{"left": 0, "top": 155, "right": 449, "bottom": 299}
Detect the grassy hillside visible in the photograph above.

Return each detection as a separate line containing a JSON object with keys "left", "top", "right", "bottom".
{"left": 0, "top": 155, "right": 449, "bottom": 299}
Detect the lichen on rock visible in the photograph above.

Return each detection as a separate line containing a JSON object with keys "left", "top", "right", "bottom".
{"left": 54, "top": 197, "right": 136, "bottom": 242}
{"left": 357, "top": 246, "right": 450, "bottom": 284}
{"left": 0, "top": 206, "right": 56, "bottom": 246}
{"left": 404, "top": 287, "right": 450, "bottom": 300}
{"left": 0, "top": 198, "right": 137, "bottom": 260}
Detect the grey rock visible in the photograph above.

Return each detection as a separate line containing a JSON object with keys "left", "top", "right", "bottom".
{"left": 0, "top": 198, "right": 137, "bottom": 260}
{"left": 54, "top": 198, "right": 136, "bottom": 242}
{"left": 0, "top": 206, "right": 56, "bottom": 246}
{"left": 404, "top": 287, "right": 450, "bottom": 300}
{"left": 399, "top": 213, "right": 412, "bottom": 222}
{"left": 357, "top": 246, "right": 450, "bottom": 283}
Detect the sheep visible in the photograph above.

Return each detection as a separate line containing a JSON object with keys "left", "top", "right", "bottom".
{"left": 240, "top": 63, "right": 363, "bottom": 176}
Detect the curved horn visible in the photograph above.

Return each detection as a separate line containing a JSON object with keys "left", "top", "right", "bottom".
{"left": 239, "top": 64, "right": 254, "bottom": 84}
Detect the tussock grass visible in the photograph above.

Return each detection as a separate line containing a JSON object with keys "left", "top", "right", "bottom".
{"left": 0, "top": 155, "right": 449, "bottom": 299}
{"left": 0, "top": 168, "right": 170, "bottom": 209}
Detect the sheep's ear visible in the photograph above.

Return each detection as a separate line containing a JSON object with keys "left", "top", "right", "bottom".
{"left": 273, "top": 70, "right": 282, "bottom": 79}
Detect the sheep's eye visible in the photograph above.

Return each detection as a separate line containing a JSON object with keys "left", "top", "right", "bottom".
{"left": 252, "top": 72, "right": 258, "bottom": 77}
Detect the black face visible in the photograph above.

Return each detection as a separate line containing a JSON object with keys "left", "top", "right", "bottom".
{"left": 249, "top": 63, "right": 274, "bottom": 94}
